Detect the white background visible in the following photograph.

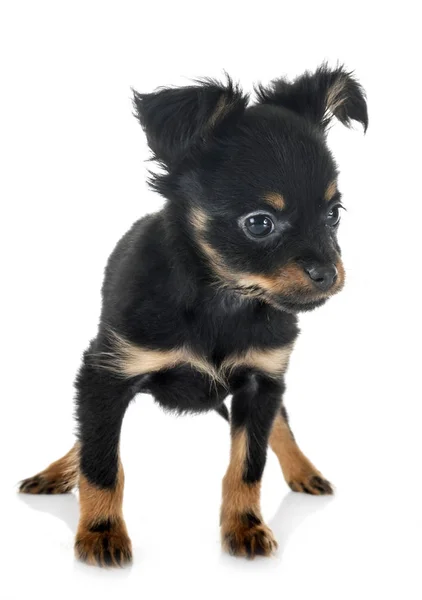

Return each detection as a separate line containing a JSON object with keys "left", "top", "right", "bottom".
{"left": 1, "top": 1, "right": 421, "bottom": 598}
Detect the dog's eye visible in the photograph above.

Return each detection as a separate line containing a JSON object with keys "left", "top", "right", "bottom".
{"left": 244, "top": 214, "right": 274, "bottom": 237}
{"left": 326, "top": 205, "right": 342, "bottom": 227}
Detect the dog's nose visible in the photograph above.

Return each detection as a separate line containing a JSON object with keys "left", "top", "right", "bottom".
{"left": 304, "top": 264, "right": 338, "bottom": 291}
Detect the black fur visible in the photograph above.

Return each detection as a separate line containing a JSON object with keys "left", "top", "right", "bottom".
{"left": 40, "top": 65, "right": 366, "bottom": 562}
{"left": 230, "top": 371, "right": 285, "bottom": 483}
{"left": 132, "top": 77, "right": 248, "bottom": 167}
{"left": 255, "top": 63, "right": 368, "bottom": 132}
{"left": 76, "top": 350, "right": 136, "bottom": 488}
{"left": 89, "top": 519, "right": 113, "bottom": 533}
{"left": 75, "top": 64, "right": 367, "bottom": 490}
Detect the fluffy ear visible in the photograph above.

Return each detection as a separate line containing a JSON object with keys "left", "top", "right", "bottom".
{"left": 132, "top": 77, "right": 248, "bottom": 167}
{"left": 255, "top": 64, "right": 368, "bottom": 132}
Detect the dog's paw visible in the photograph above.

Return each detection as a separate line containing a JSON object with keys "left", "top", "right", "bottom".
{"left": 19, "top": 474, "right": 73, "bottom": 495}
{"left": 75, "top": 520, "right": 132, "bottom": 567}
{"left": 222, "top": 512, "right": 278, "bottom": 559}
{"left": 289, "top": 474, "right": 333, "bottom": 495}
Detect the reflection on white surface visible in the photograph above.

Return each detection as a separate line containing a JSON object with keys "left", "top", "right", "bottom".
{"left": 217, "top": 490, "right": 333, "bottom": 572}
{"left": 19, "top": 488, "right": 331, "bottom": 550}
{"left": 6, "top": 458, "right": 421, "bottom": 598}
{"left": 269, "top": 491, "right": 333, "bottom": 557}
{"left": 16, "top": 492, "right": 333, "bottom": 578}
{"left": 18, "top": 492, "right": 79, "bottom": 534}
{"left": 18, "top": 488, "right": 330, "bottom": 567}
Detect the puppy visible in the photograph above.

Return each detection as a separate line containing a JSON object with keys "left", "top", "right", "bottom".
{"left": 20, "top": 64, "right": 368, "bottom": 566}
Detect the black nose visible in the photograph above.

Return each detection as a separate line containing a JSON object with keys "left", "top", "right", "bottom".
{"left": 304, "top": 264, "right": 338, "bottom": 292}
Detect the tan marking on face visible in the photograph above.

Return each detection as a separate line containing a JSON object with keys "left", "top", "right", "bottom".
{"left": 190, "top": 207, "right": 236, "bottom": 286}
{"left": 199, "top": 239, "right": 233, "bottom": 283}
{"left": 269, "top": 414, "right": 326, "bottom": 488}
{"left": 335, "top": 258, "right": 346, "bottom": 291}
{"left": 325, "top": 180, "right": 338, "bottom": 202}
{"left": 238, "top": 262, "right": 312, "bottom": 296}
{"left": 264, "top": 192, "right": 285, "bottom": 211}
{"left": 190, "top": 208, "right": 345, "bottom": 307}
{"left": 239, "top": 257, "right": 346, "bottom": 299}
{"left": 190, "top": 208, "right": 336, "bottom": 303}
{"left": 223, "top": 345, "right": 293, "bottom": 377}
{"left": 190, "top": 207, "right": 208, "bottom": 232}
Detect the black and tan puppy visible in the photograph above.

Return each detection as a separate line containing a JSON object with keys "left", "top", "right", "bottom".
{"left": 20, "top": 64, "right": 367, "bottom": 566}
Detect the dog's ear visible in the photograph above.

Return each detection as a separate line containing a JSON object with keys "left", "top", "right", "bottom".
{"left": 132, "top": 77, "right": 248, "bottom": 167}
{"left": 255, "top": 64, "right": 368, "bottom": 133}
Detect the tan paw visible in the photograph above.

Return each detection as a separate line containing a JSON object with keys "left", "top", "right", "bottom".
{"left": 19, "top": 473, "right": 74, "bottom": 495}
{"left": 222, "top": 512, "right": 278, "bottom": 558}
{"left": 75, "top": 519, "right": 132, "bottom": 567}
{"left": 289, "top": 474, "right": 333, "bottom": 495}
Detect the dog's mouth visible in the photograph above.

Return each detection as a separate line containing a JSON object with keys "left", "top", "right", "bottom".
{"left": 205, "top": 247, "right": 345, "bottom": 313}
{"left": 230, "top": 270, "right": 345, "bottom": 313}
{"left": 271, "top": 295, "right": 329, "bottom": 313}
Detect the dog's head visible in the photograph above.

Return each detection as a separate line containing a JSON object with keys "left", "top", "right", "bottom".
{"left": 133, "top": 65, "right": 367, "bottom": 312}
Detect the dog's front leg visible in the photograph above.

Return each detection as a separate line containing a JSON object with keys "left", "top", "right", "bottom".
{"left": 74, "top": 348, "right": 135, "bottom": 567}
{"left": 221, "top": 371, "right": 281, "bottom": 558}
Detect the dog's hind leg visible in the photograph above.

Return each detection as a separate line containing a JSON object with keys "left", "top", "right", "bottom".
{"left": 19, "top": 443, "right": 80, "bottom": 494}
{"left": 269, "top": 405, "right": 333, "bottom": 495}
{"left": 214, "top": 386, "right": 333, "bottom": 496}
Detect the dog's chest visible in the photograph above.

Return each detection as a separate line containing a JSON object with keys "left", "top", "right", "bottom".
{"left": 107, "top": 298, "right": 298, "bottom": 381}
{"left": 180, "top": 296, "right": 298, "bottom": 375}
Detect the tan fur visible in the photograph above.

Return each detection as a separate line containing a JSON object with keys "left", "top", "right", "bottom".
{"left": 189, "top": 206, "right": 208, "bottom": 232}
{"left": 75, "top": 462, "right": 132, "bottom": 566}
{"left": 43, "top": 443, "right": 79, "bottom": 485}
{"left": 19, "top": 443, "right": 80, "bottom": 494}
{"left": 238, "top": 262, "right": 314, "bottom": 295}
{"left": 78, "top": 468, "right": 125, "bottom": 526}
{"left": 223, "top": 345, "right": 293, "bottom": 378}
{"left": 336, "top": 259, "right": 346, "bottom": 290}
{"left": 239, "top": 258, "right": 345, "bottom": 298}
{"left": 326, "top": 76, "right": 347, "bottom": 114}
{"left": 325, "top": 180, "right": 338, "bottom": 202}
{"left": 221, "top": 430, "right": 277, "bottom": 557}
{"left": 189, "top": 208, "right": 345, "bottom": 304}
{"left": 221, "top": 430, "right": 261, "bottom": 522}
{"left": 198, "top": 238, "right": 234, "bottom": 284}
{"left": 190, "top": 207, "right": 235, "bottom": 285}
{"left": 102, "top": 331, "right": 222, "bottom": 382}
{"left": 75, "top": 525, "right": 132, "bottom": 567}
{"left": 103, "top": 329, "right": 292, "bottom": 383}
{"left": 264, "top": 192, "right": 285, "bottom": 211}
{"left": 100, "top": 333, "right": 187, "bottom": 378}
{"left": 269, "top": 414, "right": 331, "bottom": 494}
{"left": 208, "top": 94, "right": 235, "bottom": 128}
